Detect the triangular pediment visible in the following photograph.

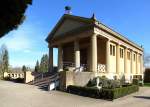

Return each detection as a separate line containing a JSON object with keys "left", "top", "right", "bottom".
{"left": 54, "top": 18, "right": 86, "bottom": 37}
{"left": 46, "top": 14, "right": 93, "bottom": 42}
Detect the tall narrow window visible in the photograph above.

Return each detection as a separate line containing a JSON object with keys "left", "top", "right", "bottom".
{"left": 113, "top": 46, "right": 115, "bottom": 56}
{"left": 127, "top": 51, "right": 130, "bottom": 60}
{"left": 110, "top": 44, "right": 112, "bottom": 55}
{"left": 120, "top": 48, "right": 124, "bottom": 58}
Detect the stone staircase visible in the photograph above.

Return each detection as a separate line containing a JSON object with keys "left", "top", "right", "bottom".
{"left": 28, "top": 72, "right": 59, "bottom": 90}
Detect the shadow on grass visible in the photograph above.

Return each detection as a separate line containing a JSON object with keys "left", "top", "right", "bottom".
{"left": 134, "top": 96, "right": 150, "bottom": 100}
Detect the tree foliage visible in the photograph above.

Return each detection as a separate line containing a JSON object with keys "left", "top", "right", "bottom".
{"left": 0, "top": 44, "right": 9, "bottom": 78}
{"left": 22, "top": 65, "right": 27, "bottom": 72}
{"left": 34, "top": 60, "right": 40, "bottom": 72}
{"left": 0, "top": 0, "right": 32, "bottom": 38}
{"left": 40, "top": 54, "right": 49, "bottom": 73}
{"left": 34, "top": 54, "right": 49, "bottom": 73}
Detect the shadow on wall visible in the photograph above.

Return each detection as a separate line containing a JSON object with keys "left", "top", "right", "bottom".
{"left": 134, "top": 96, "right": 150, "bottom": 100}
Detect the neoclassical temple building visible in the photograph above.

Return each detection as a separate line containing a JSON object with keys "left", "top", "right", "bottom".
{"left": 46, "top": 14, "right": 144, "bottom": 86}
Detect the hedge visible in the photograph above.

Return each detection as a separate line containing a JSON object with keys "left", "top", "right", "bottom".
{"left": 67, "top": 85, "right": 139, "bottom": 100}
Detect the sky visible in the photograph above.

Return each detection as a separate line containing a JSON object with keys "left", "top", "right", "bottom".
{"left": 0, "top": 0, "right": 150, "bottom": 68}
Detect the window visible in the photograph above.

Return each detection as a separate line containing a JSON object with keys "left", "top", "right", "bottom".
{"left": 120, "top": 48, "right": 124, "bottom": 58}
{"left": 127, "top": 51, "right": 130, "bottom": 60}
{"left": 110, "top": 44, "right": 113, "bottom": 55}
{"left": 113, "top": 46, "right": 115, "bottom": 56}
{"left": 110, "top": 44, "right": 115, "bottom": 56}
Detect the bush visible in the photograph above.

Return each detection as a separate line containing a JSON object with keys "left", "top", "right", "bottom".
{"left": 67, "top": 85, "right": 139, "bottom": 100}
{"left": 132, "top": 78, "right": 139, "bottom": 85}
{"left": 86, "top": 77, "right": 121, "bottom": 89}
{"left": 4, "top": 76, "right": 11, "bottom": 81}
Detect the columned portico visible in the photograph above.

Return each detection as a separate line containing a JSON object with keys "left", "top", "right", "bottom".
{"left": 46, "top": 14, "right": 144, "bottom": 86}
{"left": 49, "top": 47, "right": 53, "bottom": 72}
{"left": 58, "top": 46, "right": 63, "bottom": 72}
{"left": 74, "top": 40, "right": 80, "bottom": 70}
{"left": 90, "top": 34, "right": 97, "bottom": 72}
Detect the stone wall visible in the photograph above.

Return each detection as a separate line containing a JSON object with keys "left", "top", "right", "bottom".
{"left": 59, "top": 71, "right": 95, "bottom": 91}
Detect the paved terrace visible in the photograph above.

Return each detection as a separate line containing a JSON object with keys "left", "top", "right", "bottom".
{"left": 0, "top": 80, "right": 150, "bottom": 107}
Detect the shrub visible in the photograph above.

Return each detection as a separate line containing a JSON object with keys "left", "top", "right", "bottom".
{"left": 4, "top": 76, "right": 11, "bottom": 81}
{"left": 132, "top": 78, "right": 139, "bottom": 85}
{"left": 67, "top": 85, "right": 139, "bottom": 100}
{"left": 86, "top": 77, "right": 121, "bottom": 89}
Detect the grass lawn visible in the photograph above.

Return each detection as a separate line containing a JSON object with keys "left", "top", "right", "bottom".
{"left": 144, "top": 83, "right": 150, "bottom": 87}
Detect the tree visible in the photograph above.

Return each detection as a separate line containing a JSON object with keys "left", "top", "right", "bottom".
{"left": 34, "top": 60, "right": 40, "bottom": 72}
{"left": 40, "top": 54, "right": 49, "bottom": 72}
{"left": 0, "top": 45, "right": 9, "bottom": 78}
{"left": 22, "top": 65, "right": 27, "bottom": 72}
{"left": 0, "top": 0, "right": 32, "bottom": 38}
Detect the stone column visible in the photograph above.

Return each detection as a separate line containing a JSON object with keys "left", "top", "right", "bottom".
{"left": 90, "top": 34, "right": 97, "bottom": 72}
{"left": 58, "top": 46, "right": 63, "bottom": 72}
{"left": 136, "top": 53, "right": 138, "bottom": 74}
{"left": 74, "top": 40, "right": 80, "bottom": 71}
{"left": 140, "top": 54, "right": 144, "bottom": 79}
{"left": 106, "top": 39, "right": 110, "bottom": 74}
{"left": 116, "top": 44, "right": 120, "bottom": 74}
{"left": 131, "top": 50, "right": 133, "bottom": 74}
{"left": 124, "top": 47, "right": 127, "bottom": 74}
{"left": 49, "top": 47, "right": 53, "bottom": 72}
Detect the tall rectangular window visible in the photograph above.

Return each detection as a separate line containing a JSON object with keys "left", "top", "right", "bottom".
{"left": 110, "top": 44, "right": 112, "bottom": 55}
{"left": 127, "top": 51, "right": 130, "bottom": 60}
{"left": 120, "top": 48, "right": 124, "bottom": 58}
{"left": 113, "top": 46, "right": 115, "bottom": 56}
{"left": 110, "top": 44, "right": 115, "bottom": 56}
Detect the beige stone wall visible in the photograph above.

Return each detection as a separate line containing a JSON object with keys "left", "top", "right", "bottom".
{"left": 24, "top": 71, "right": 34, "bottom": 83}
{"left": 109, "top": 42, "right": 116, "bottom": 74}
{"left": 119, "top": 46, "right": 125, "bottom": 74}
{"left": 132, "top": 52, "right": 136, "bottom": 74}
{"left": 127, "top": 50, "right": 131, "bottom": 74}
{"left": 59, "top": 71, "right": 95, "bottom": 90}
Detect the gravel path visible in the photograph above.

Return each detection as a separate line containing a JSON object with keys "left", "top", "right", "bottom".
{"left": 0, "top": 80, "right": 150, "bottom": 107}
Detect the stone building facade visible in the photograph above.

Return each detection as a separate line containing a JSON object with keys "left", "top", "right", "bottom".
{"left": 46, "top": 14, "right": 144, "bottom": 88}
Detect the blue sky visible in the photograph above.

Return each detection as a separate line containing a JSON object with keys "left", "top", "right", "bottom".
{"left": 0, "top": 0, "right": 150, "bottom": 68}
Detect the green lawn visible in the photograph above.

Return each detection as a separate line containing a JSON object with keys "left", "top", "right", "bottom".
{"left": 144, "top": 83, "right": 150, "bottom": 87}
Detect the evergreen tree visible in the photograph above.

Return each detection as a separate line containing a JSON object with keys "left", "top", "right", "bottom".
{"left": 0, "top": 45, "right": 9, "bottom": 78}
{"left": 22, "top": 65, "right": 27, "bottom": 72}
{"left": 40, "top": 54, "right": 49, "bottom": 72}
{"left": 34, "top": 60, "right": 40, "bottom": 72}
